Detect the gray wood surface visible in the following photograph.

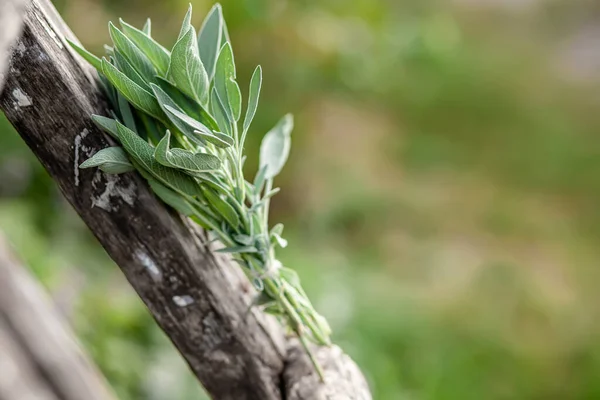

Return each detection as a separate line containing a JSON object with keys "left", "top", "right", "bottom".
{"left": 0, "top": 0, "right": 371, "bottom": 398}
{"left": 0, "top": 0, "right": 28, "bottom": 92}
{"left": 0, "top": 234, "right": 116, "bottom": 400}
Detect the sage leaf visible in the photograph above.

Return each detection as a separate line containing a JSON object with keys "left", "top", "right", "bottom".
{"left": 147, "top": 176, "right": 196, "bottom": 216}
{"left": 178, "top": 4, "right": 192, "bottom": 40}
{"left": 192, "top": 130, "right": 234, "bottom": 148}
{"left": 216, "top": 245, "right": 258, "bottom": 254}
{"left": 253, "top": 165, "right": 267, "bottom": 196}
{"left": 201, "top": 186, "right": 239, "bottom": 228}
{"left": 233, "top": 234, "right": 254, "bottom": 246}
{"left": 270, "top": 223, "right": 284, "bottom": 237}
{"left": 79, "top": 147, "right": 135, "bottom": 174}
{"left": 214, "top": 43, "right": 241, "bottom": 122}
{"left": 67, "top": 39, "right": 102, "bottom": 71}
{"left": 164, "top": 104, "right": 212, "bottom": 134}
{"left": 120, "top": 18, "right": 170, "bottom": 76}
{"left": 243, "top": 65, "right": 262, "bottom": 136}
{"left": 92, "top": 115, "right": 118, "bottom": 138}
{"left": 210, "top": 87, "right": 231, "bottom": 136}
{"left": 198, "top": 3, "right": 223, "bottom": 81}
{"left": 154, "top": 77, "right": 218, "bottom": 131}
{"left": 154, "top": 130, "right": 220, "bottom": 172}
{"left": 259, "top": 114, "right": 293, "bottom": 179}
{"left": 101, "top": 58, "right": 164, "bottom": 120}
{"left": 169, "top": 28, "right": 210, "bottom": 106}
{"left": 117, "top": 92, "right": 137, "bottom": 132}
{"left": 150, "top": 84, "right": 196, "bottom": 140}
{"left": 108, "top": 22, "right": 156, "bottom": 82}
{"left": 114, "top": 50, "right": 150, "bottom": 91}
{"left": 115, "top": 122, "right": 201, "bottom": 197}
{"left": 143, "top": 18, "right": 151, "bottom": 36}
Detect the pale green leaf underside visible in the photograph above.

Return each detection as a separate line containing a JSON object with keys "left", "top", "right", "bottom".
{"left": 259, "top": 114, "right": 293, "bottom": 179}
{"left": 79, "top": 146, "right": 134, "bottom": 174}
{"left": 201, "top": 186, "right": 239, "bottom": 228}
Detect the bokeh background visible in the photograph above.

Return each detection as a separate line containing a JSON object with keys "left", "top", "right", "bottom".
{"left": 3, "top": 0, "right": 600, "bottom": 398}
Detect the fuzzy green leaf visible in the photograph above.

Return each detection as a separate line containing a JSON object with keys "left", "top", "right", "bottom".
{"left": 169, "top": 29, "right": 210, "bottom": 106}
{"left": 154, "top": 130, "right": 220, "bottom": 172}
{"left": 233, "top": 234, "right": 254, "bottom": 246}
{"left": 150, "top": 84, "right": 196, "bottom": 140}
{"left": 198, "top": 3, "right": 223, "bottom": 80}
{"left": 114, "top": 122, "right": 201, "bottom": 197}
{"left": 178, "top": 4, "right": 192, "bottom": 40}
{"left": 216, "top": 245, "right": 258, "bottom": 254}
{"left": 114, "top": 50, "right": 150, "bottom": 91}
{"left": 259, "top": 114, "right": 293, "bottom": 179}
{"left": 116, "top": 92, "right": 137, "bottom": 132}
{"left": 154, "top": 77, "right": 218, "bottom": 131}
{"left": 214, "top": 43, "right": 241, "bottom": 122}
{"left": 67, "top": 39, "right": 102, "bottom": 71}
{"left": 243, "top": 65, "right": 262, "bottom": 136}
{"left": 147, "top": 176, "right": 196, "bottom": 216}
{"left": 201, "top": 186, "right": 239, "bottom": 228}
{"left": 79, "top": 147, "right": 134, "bottom": 174}
{"left": 92, "top": 115, "right": 118, "bottom": 138}
{"left": 193, "top": 130, "right": 234, "bottom": 148}
{"left": 101, "top": 59, "right": 163, "bottom": 120}
{"left": 143, "top": 18, "right": 151, "bottom": 35}
{"left": 210, "top": 87, "right": 231, "bottom": 136}
{"left": 120, "top": 19, "right": 170, "bottom": 76}
{"left": 108, "top": 22, "right": 156, "bottom": 82}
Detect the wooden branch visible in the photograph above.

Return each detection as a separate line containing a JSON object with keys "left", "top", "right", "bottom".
{"left": 0, "top": 0, "right": 28, "bottom": 92}
{"left": 0, "top": 233, "right": 116, "bottom": 400}
{"left": 0, "top": 1, "right": 372, "bottom": 398}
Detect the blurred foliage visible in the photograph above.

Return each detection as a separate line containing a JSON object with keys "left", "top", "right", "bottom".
{"left": 3, "top": 0, "right": 600, "bottom": 399}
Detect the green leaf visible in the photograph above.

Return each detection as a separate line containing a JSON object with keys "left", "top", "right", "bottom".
{"left": 147, "top": 176, "right": 196, "bottom": 216}
{"left": 201, "top": 186, "right": 239, "bottom": 227}
{"left": 197, "top": 3, "right": 223, "bottom": 80}
{"left": 120, "top": 18, "right": 170, "bottom": 76}
{"left": 193, "top": 130, "right": 234, "bottom": 148}
{"left": 150, "top": 84, "right": 196, "bottom": 140}
{"left": 116, "top": 92, "right": 137, "bottom": 132}
{"left": 210, "top": 87, "right": 231, "bottom": 136}
{"left": 92, "top": 115, "right": 118, "bottom": 138}
{"left": 108, "top": 22, "right": 156, "bottom": 82}
{"left": 243, "top": 65, "right": 262, "bottom": 136}
{"left": 253, "top": 165, "right": 267, "bottom": 196}
{"left": 67, "top": 39, "right": 102, "bottom": 71}
{"left": 143, "top": 18, "right": 151, "bottom": 35}
{"left": 214, "top": 43, "right": 241, "bottom": 122}
{"left": 114, "top": 50, "right": 150, "bottom": 91}
{"left": 169, "top": 28, "right": 210, "bottom": 106}
{"left": 271, "top": 232, "right": 288, "bottom": 248}
{"left": 178, "top": 4, "right": 192, "bottom": 40}
{"left": 114, "top": 122, "right": 201, "bottom": 197}
{"left": 154, "top": 77, "right": 218, "bottom": 131}
{"left": 154, "top": 130, "right": 220, "bottom": 172}
{"left": 101, "top": 58, "right": 164, "bottom": 120}
{"left": 79, "top": 147, "right": 135, "bottom": 174}
{"left": 164, "top": 104, "right": 212, "bottom": 134}
{"left": 233, "top": 234, "right": 254, "bottom": 246}
{"left": 215, "top": 245, "right": 258, "bottom": 254}
{"left": 270, "top": 223, "right": 284, "bottom": 237}
{"left": 259, "top": 114, "right": 293, "bottom": 179}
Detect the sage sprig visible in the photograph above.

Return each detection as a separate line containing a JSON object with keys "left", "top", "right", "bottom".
{"left": 69, "top": 3, "right": 331, "bottom": 379}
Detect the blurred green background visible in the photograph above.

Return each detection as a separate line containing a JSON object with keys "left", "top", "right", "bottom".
{"left": 3, "top": 0, "right": 600, "bottom": 398}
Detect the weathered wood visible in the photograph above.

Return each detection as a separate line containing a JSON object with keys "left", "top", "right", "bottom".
{"left": 0, "top": 234, "right": 116, "bottom": 400}
{"left": 0, "top": 0, "right": 28, "bottom": 92}
{"left": 0, "top": 0, "right": 371, "bottom": 398}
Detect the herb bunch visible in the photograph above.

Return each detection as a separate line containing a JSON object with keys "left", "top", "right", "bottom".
{"left": 68, "top": 3, "right": 331, "bottom": 378}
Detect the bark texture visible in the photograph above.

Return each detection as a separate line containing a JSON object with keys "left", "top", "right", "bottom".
{"left": 0, "top": 0, "right": 28, "bottom": 91}
{"left": 0, "top": 0, "right": 372, "bottom": 398}
{"left": 0, "top": 233, "right": 116, "bottom": 400}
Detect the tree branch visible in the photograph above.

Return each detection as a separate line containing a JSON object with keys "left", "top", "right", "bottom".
{"left": 0, "top": 233, "right": 116, "bottom": 400}
{"left": 0, "top": 0, "right": 371, "bottom": 398}
{"left": 0, "top": 0, "right": 28, "bottom": 92}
